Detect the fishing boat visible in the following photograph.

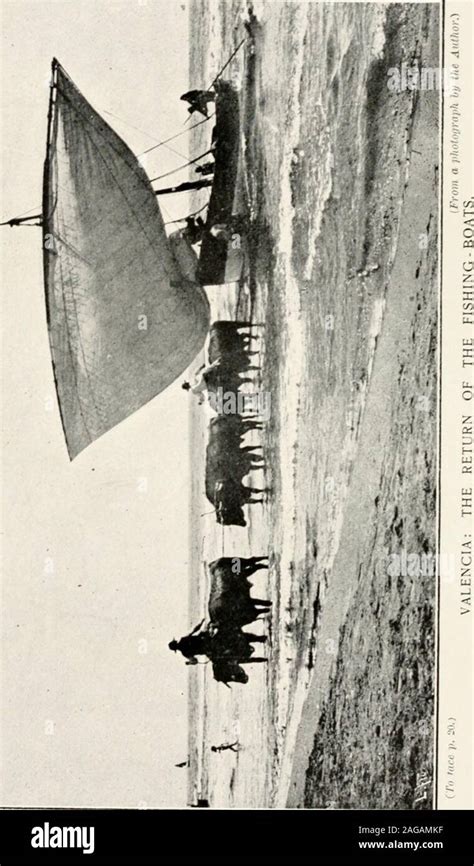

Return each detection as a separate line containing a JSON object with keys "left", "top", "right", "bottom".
{"left": 196, "top": 79, "right": 248, "bottom": 285}
{"left": 154, "top": 79, "right": 248, "bottom": 286}
{"left": 4, "top": 55, "right": 248, "bottom": 459}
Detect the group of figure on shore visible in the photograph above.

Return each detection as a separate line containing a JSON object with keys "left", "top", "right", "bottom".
{"left": 172, "top": 320, "right": 270, "bottom": 684}
{"left": 183, "top": 320, "right": 261, "bottom": 406}
{"left": 183, "top": 321, "right": 266, "bottom": 526}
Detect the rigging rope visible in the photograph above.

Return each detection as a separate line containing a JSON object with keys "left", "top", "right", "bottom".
{"left": 183, "top": 36, "right": 247, "bottom": 126}
{"left": 164, "top": 201, "right": 209, "bottom": 226}
{"left": 182, "top": 37, "right": 247, "bottom": 126}
{"left": 149, "top": 148, "right": 214, "bottom": 184}
{"left": 138, "top": 112, "right": 215, "bottom": 157}
{"left": 208, "top": 37, "right": 247, "bottom": 90}
{"left": 102, "top": 109, "right": 187, "bottom": 161}
{"left": 2, "top": 36, "right": 249, "bottom": 228}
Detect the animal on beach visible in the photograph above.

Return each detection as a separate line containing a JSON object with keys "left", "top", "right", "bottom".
{"left": 169, "top": 556, "right": 271, "bottom": 685}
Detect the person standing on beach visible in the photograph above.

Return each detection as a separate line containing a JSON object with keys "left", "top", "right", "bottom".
{"left": 181, "top": 358, "right": 222, "bottom": 404}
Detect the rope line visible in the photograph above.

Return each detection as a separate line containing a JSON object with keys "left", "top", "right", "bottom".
{"left": 183, "top": 37, "right": 247, "bottom": 126}
{"left": 138, "top": 113, "right": 215, "bottom": 156}
{"left": 164, "top": 201, "right": 209, "bottom": 226}
{"left": 149, "top": 148, "right": 214, "bottom": 183}
{"left": 102, "top": 109, "right": 187, "bottom": 161}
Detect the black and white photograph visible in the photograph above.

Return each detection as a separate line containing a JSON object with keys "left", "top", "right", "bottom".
{"left": 0, "top": 0, "right": 471, "bottom": 831}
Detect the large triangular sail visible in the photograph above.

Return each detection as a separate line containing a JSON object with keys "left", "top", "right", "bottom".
{"left": 43, "top": 59, "right": 210, "bottom": 460}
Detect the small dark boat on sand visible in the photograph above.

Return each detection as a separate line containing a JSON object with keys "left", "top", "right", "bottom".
{"left": 196, "top": 80, "right": 247, "bottom": 285}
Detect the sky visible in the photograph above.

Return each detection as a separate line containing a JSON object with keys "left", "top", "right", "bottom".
{"left": 1, "top": 0, "right": 198, "bottom": 807}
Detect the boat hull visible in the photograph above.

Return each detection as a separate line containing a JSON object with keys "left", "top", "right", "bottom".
{"left": 197, "top": 80, "right": 247, "bottom": 286}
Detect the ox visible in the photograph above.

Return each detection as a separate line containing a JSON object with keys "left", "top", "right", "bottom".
{"left": 208, "top": 321, "right": 261, "bottom": 364}
{"left": 208, "top": 478, "right": 265, "bottom": 526}
{"left": 169, "top": 556, "right": 271, "bottom": 685}
{"left": 205, "top": 417, "right": 266, "bottom": 525}
{"left": 208, "top": 557, "right": 271, "bottom": 627}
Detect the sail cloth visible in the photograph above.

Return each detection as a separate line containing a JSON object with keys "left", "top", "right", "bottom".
{"left": 43, "top": 60, "right": 210, "bottom": 459}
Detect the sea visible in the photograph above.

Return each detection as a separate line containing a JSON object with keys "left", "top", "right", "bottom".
{"left": 185, "top": 0, "right": 438, "bottom": 808}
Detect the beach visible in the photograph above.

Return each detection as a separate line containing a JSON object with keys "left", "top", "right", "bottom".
{"left": 186, "top": 0, "right": 439, "bottom": 809}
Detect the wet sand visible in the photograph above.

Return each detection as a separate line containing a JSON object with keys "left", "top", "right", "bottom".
{"left": 286, "top": 19, "right": 439, "bottom": 808}
{"left": 187, "top": 1, "right": 439, "bottom": 808}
